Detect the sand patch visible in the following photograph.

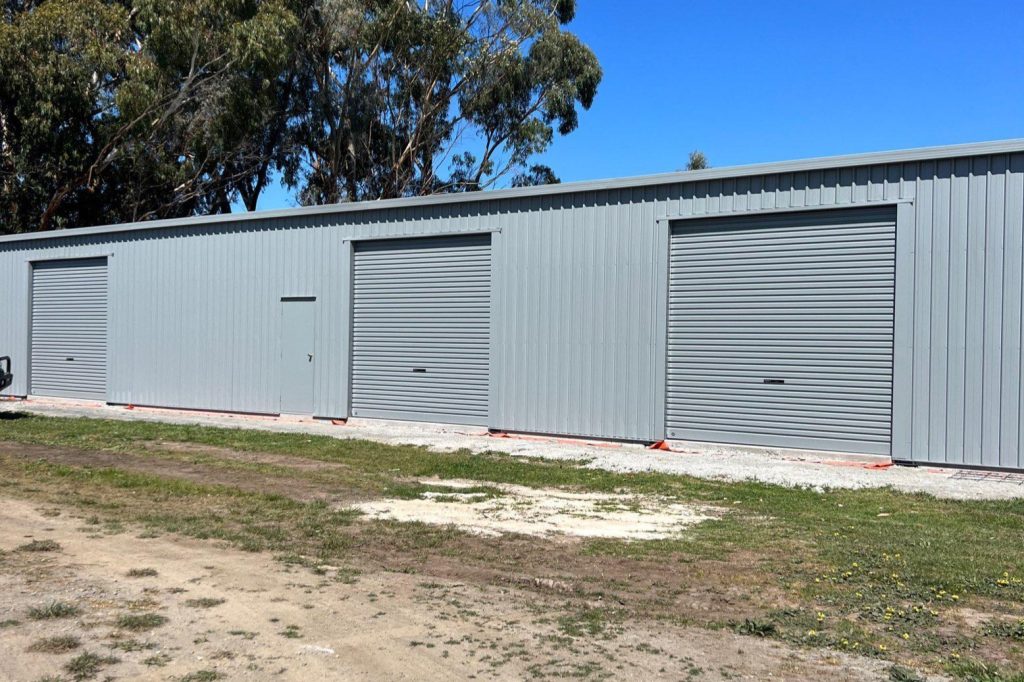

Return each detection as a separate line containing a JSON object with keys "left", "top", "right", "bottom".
{"left": 352, "top": 479, "right": 719, "bottom": 539}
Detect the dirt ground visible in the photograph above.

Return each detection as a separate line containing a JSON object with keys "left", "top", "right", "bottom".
{"left": 0, "top": 498, "right": 899, "bottom": 681}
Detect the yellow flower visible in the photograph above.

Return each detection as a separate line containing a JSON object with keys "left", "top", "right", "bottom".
{"left": 806, "top": 629, "right": 818, "bottom": 637}
{"left": 878, "top": 644, "right": 888, "bottom": 651}
{"left": 901, "top": 633, "right": 910, "bottom": 640}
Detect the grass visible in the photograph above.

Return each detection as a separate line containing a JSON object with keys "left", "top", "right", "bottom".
{"left": 109, "top": 638, "right": 157, "bottom": 652}
{"left": 16, "top": 539, "right": 61, "bottom": 552}
{"left": 126, "top": 567, "right": 158, "bottom": 577}
{"left": 279, "top": 624, "right": 302, "bottom": 639}
{"left": 115, "top": 613, "right": 168, "bottom": 632}
{"left": 179, "top": 671, "right": 224, "bottom": 682}
{"left": 184, "top": 598, "right": 226, "bottom": 609}
{"left": 1, "top": 413, "right": 1024, "bottom": 679}
{"left": 28, "top": 601, "right": 80, "bottom": 620}
{"left": 27, "top": 635, "right": 81, "bottom": 653}
{"left": 142, "top": 653, "right": 172, "bottom": 667}
{"left": 64, "top": 652, "right": 119, "bottom": 680}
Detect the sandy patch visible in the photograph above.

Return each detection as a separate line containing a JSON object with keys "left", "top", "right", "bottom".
{"left": 352, "top": 480, "right": 718, "bottom": 539}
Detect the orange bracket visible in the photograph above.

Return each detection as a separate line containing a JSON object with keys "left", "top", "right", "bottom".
{"left": 331, "top": 419, "right": 347, "bottom": 426}
{"left": 647, "top": 440, "right": 673, "bottom": 451}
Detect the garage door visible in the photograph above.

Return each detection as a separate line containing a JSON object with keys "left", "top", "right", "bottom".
{"left": 666, "top": 208, "right": 895, "bottom": 455}
{"left": 30, "top": 258, "right": 109, "bottom": 400}
{"left": 351, "top": 234, "right": 491, "bottom": 425}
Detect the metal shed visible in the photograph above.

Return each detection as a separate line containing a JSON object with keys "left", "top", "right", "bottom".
{"left": 2, "top": 138, "right": 1023, "bottom": 471}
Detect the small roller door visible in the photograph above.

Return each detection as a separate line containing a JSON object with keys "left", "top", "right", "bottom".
{"left": 351, "top": 234, "right": 491, "bottom": 425}
{"left": 666, "top": 208, "right": 896, "bottom": 455}
{"left": 30, "top": 258, "right": 109, "bottom": 400}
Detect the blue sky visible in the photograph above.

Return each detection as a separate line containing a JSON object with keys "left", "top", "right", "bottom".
{"left": 250, "top": 0, "right": 1024, "bottom": 211}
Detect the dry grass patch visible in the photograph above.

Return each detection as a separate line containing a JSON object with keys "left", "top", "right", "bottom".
{"left": 64, "top": 651, "right": 119, "bottom": 680}
{"left": 184, "top": 597, "right": 225, "bottom": 609}
{"left": 16, "top": 538, "right": 60, "bottom": 552}
{"left": 126, "top": 567, "right": 158, "bottom": 577}
{"left": 27, "top": 635, "right": 81, "bottom": 653}
{"left": 28, "top": 601, "right": 80, "bottom": 620}
{"left": 115, "top": 613, "right": 168, "bottom": 632}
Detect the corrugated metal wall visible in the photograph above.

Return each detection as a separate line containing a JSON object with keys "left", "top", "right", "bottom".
{"left": 2, "top": 148, "right": 1023, "bottom": 468}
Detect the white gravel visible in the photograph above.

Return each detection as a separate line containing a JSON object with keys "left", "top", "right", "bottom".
{"left": 3, "top": 397, "right": 1023, "bottom": 501}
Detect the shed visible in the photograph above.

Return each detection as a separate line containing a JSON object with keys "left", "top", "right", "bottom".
{"left": 2, "top": 139, "right": 1023, "bottom": 471}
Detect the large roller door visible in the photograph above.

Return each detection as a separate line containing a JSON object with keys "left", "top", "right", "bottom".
{"left": 351, "top": 234, "right": 491, "bottom": 425}
{"left": 666, "top": 208, "right": 896, "bottom": 455}
{"left": 30, "top": 258, "right": 109, "bottom": 400}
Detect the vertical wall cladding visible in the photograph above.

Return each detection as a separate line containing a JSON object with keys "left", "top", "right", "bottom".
{"left": 488, "top": 188, "right": 665, "bottom": 441}
{"left": 2, "top": 146, "right": 1023, "bottom": 468}
{"left": 901, "top": 153, "right": 1024, "bottom": 469}
{"left": 0, "top": 221, "right": 348, "bottom": 417}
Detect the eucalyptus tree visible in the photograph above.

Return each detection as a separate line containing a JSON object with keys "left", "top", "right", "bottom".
{"left": 283, "top": 0, "right": 600, "bottom": 203}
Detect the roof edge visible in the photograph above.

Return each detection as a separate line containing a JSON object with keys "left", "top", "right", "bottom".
{"left": 3, "top": 137, "right": 1023, "bottom": 244}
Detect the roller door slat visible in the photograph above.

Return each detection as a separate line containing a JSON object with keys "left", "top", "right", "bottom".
{"left": 30, "top": 258, "right": 108, "bottom": 400}
{"left": 351, "top": 235, "right": 490, "bottom": 426}
{"left": 666, "top": 210, "right": 894, "bottom": 454}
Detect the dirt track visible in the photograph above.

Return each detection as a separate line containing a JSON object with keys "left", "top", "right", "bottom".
{"left": 0, "top": 498, "right": 896, "bottom": 681}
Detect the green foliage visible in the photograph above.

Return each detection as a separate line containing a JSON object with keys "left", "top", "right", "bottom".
{"left": 115, "top": 612, "right": 168, "bottom": 632}
{"left": 1, "top": 0, "right": 600, "bottom": 233}
{"left": 686, "top": 150, "right": 709, "bottom": 171}
{"left": 27, "top": 600, "right": 80, "bottom": 620}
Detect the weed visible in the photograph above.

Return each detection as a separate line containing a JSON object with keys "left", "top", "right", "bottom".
{"left": 888, "top": 665, "right": 925, "bottom": 682}
{"left": 27, "top": 635, "right": 81, "bottom": 654}
{"left": 945, "top": 658, "right": 1024, "bottom": 682}
{"left": 115, "top": 613, "right": 168, "bottom": 632}
{"left": 179, "top": 670, "right": 224, "bottom": 681}
{"left": 126, "top": 568, "right": 158, "bottom": 578}
{"left": 184, "top": 598, "right": 225, "bottom": 609}
{"left": 63, "top": 652, "right": 119, "bottom": 681}
{"left": 557, "top": 609, "right": 615, "bottom": 638}
{"left": 143, "top": 653, "right": 172, "bottom": 667}
{"left": 732, "top": 619, "right": 777, "bottom": 638}
{"left": 108, "top": 638, "right": 156, "bottom": 652}
{"left": 983, "top": 619, "right": 1024, "bottom": 641}
{"left": 28, "top": 601, "right": 80, "bottom": 620}
{"left": 0, "top": 619, "right": 20, "bottom": 628}
{"left": 227, "top": 630, "right": 257, "bottom": 640}
{"left": 17, "top": 539, "right": 61, "bottom": 552}
{"left": 279, "top": 624, "right": 302, "bottom": 639}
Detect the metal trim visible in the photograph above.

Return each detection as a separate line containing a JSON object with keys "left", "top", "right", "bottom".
{"left": 656, "top": 198, "right": 912, "bottom": 225}
{"left": 25, "top": 252, "right": 115, "bottom": 262}
{"left": 341, "top": 228, "right": 500, "bottom": 243}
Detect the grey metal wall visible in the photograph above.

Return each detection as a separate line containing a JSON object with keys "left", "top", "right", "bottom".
{"left": 2, "top": 145, "right": 1023, "bottom": 469}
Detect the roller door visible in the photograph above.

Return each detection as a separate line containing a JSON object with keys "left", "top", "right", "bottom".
{"left": 666, "top": 208, "right": 895, "bottom": 455}
{"left": 30, "top": 258, "right": 109, "bottom": 400}
{"left": 351, "top": 234, "right": 491, "bottom": 425}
